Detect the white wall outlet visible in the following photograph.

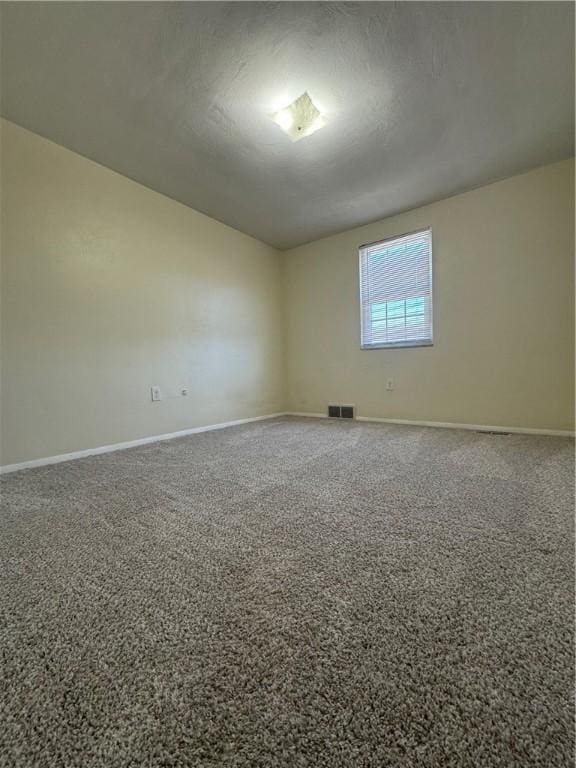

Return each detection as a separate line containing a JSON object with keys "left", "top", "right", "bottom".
{"left": 151, "top": 386, "right": 162, "bottom": 402}
{"left": 386, "top": 378, "right": 395, "bottom": 391}
{"left": 181, "top": 388, "right": 188, "bottom": 396}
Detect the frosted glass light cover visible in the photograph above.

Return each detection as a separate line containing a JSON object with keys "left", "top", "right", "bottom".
{"left": 270, "top": 92, "right": 326, "bottom": 142}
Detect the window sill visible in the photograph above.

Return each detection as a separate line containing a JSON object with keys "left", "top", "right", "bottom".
{"left": 361, "top": 340, "right": 434, "bottom": 350}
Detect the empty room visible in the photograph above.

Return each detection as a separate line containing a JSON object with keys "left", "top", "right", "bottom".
{"left": 0, "top": 2, "right": 574, "bottom": 766}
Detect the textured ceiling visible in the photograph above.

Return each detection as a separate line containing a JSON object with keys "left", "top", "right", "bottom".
{"left": 1, "top": 2, "right": 574, "bottom": 250}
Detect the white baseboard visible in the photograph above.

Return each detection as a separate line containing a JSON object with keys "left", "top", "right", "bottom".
{"left": 0, "top": 412, "right": 289, "bottom": 475}
{"left": 286, "top": 411, "right": 574, "bottom": 437}
{"left": 2, "top": 410, "right": 572, "bottom": 475}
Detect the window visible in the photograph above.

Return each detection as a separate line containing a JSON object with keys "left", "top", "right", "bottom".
{"left": 359, "top": 228, "right": 433, "bottom": 349}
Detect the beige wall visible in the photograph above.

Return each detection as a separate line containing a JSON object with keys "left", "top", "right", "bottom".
{"left": 1, "top": 121, "right": 573, "bottom": 467}
{"left": 0, "top": 120, "right": 284, "bottom": 465}
{"left": 284, "top": 159, "right": 575, "bottom": 431}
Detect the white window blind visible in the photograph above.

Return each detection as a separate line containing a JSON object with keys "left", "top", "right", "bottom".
{"left": 359, "top": 228, "right": 433, "bottom": 349}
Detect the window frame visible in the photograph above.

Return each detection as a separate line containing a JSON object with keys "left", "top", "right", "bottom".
{"left": 359, "top": 227, "right": 434, "bottom": 350}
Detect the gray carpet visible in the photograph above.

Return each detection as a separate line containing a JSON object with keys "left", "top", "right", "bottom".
{"left": 0, "top": 417, "right": 573, "bottom": 767}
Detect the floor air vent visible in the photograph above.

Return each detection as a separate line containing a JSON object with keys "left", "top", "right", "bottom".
{"left": 328, "top": 404, "right": 355, "bottom": 419}
{"left": 476, "top": 430, "right": 511, "bottom": 436}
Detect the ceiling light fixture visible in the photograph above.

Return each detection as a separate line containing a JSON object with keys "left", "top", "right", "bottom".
{"left": 270, "top": 92, "right": 326, "bottom": 142}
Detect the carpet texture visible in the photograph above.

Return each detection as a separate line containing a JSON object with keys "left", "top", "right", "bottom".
{"left": 0, "top": 417, "right": 573, "bottom": 767}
